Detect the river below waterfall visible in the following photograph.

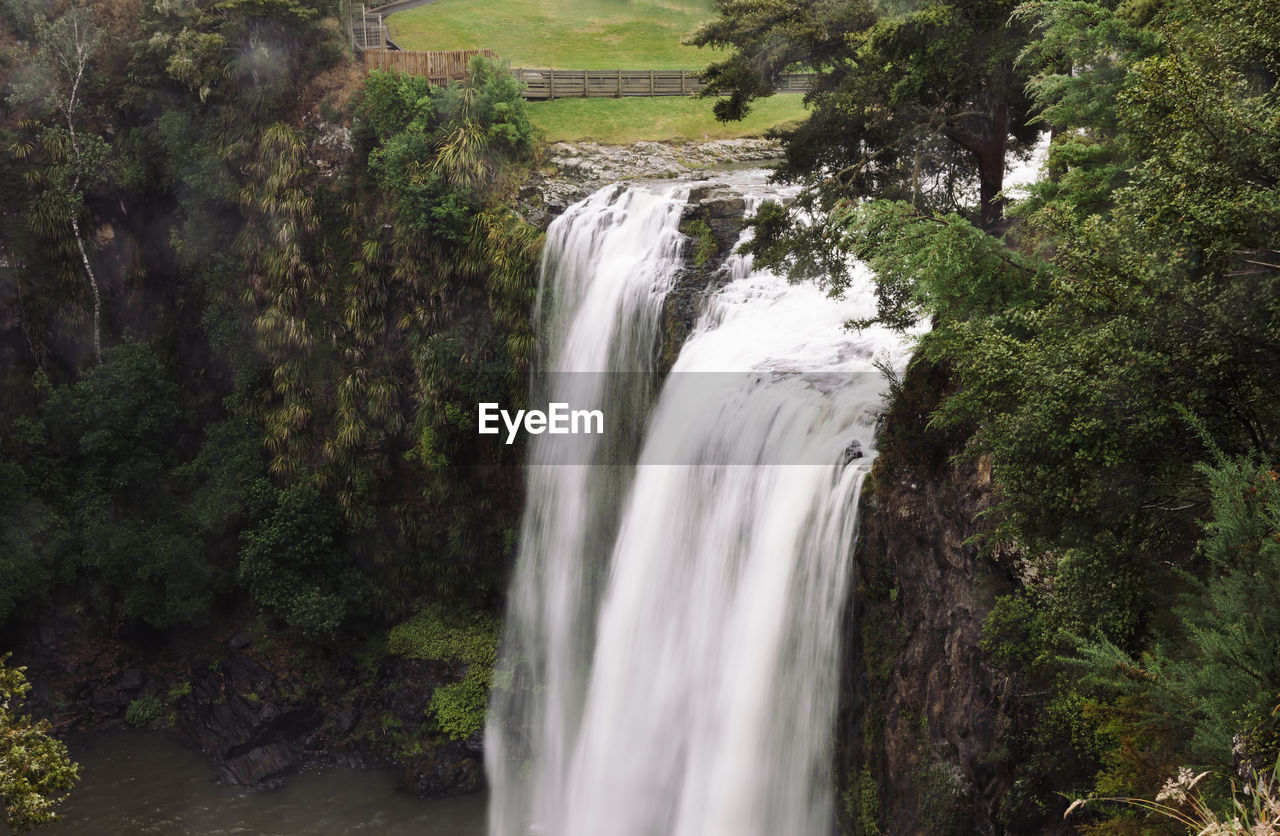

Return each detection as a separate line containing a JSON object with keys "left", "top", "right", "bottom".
{"left": 46, "top": 733, "right": 486, "bottom": 834}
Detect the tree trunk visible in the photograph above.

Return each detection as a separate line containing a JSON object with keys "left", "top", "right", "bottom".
{"left": 949, "top": 100, "right": 1011, "bottom": 233}
{"left": 69, "top": 217, "right": 102, "bottom": 365}
{"left": 976, "top": 99, "right": 1010, "bottom": 232}
{"left": 976, "top": 141, "right": 1006, "bottom": 231}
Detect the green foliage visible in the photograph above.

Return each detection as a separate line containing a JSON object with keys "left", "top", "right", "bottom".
{"left": 913, "top": 759, "right": 965, "bottom": 833}
{"left": 844, "top": 766, "right": 881, "bottom": 835}
{"left": 0, "top": 420, "right": 56, "bottom": 623}
{"left": 388, "top": 607, "right": 499, "bottom": 740}
{"left": 980, "top": 591, "right": 1120, "bottom": 828}
{"left": 166, "top": 680, "right": 193, "bottom": 703}
{"left": 837, "top": 0, "right": 1280, "bottom": 827}
{"left": 833, "top": 0, "right": 1280, "bottom": 549}
{"left": 0, "top": 0, "right": 537, "bottom": 641}
{"left": 836, "top": 200, "right": 1049, "bottom": 326}
{"left": 0, "top": 345, "right": 258, "bottom": 631}
{"left": 685, "top": 219, "right": 717, "bottom": 267}
{"left": 34, "top": 343, "right": 237, "bottom": 628}
{"left": 1071, "top": 454, "right": 1280, "bottom": 770}
{"left": 124, "top": 694, "right": 161, "bottom": 727}
{"left": 0, "top": 655, "right": 79, "bottom": 832}
{"left": 364, "top": 59, "right": 534, "bottom": 240}
{"left": 692, "top": 0, "right": 1040, "bottom": 227}
{"left": 238, "top": 481, "right": 365, "bottom": 637}
{"left": 360, "top": 71, "right": 436, "bottom": 139}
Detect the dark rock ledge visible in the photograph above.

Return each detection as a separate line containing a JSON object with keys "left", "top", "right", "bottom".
{"left": 14, "top": 606, "right": 483, "bottom": 795}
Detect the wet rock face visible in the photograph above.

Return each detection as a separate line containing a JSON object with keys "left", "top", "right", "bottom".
{"left": 656, "top": 185, "right": 752, "bottom": 375}
{"left": 179, "top": 652, "right": 321, "bottom": 788}
{"left": 305, "top": 118, "right": 353, "bottom": 179}
{"left": 683, "top": 185, "right": 748, "bottom": 254}
{"left": 398, "top": 738, "right": 486, "bottom": 796}
{"left": 837, "top": 360, "right": 1021, "bottom": 836}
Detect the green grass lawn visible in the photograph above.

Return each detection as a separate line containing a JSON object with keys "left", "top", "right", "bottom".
{"left": 388, "top": 0, "right": 724, "bottom": 68}
{"left": 386, "top": 0, "right": 807, "bottom": 141}
{"left": 526, "top": 95, "right": 809, "bottom": 143}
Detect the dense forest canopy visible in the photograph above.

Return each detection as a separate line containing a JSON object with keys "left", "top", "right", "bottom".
{"left": 0, "top": 0, "right": 545, "bottom": 824}
{"left": 0, "top": 4, "right": 542, "bottom": 815}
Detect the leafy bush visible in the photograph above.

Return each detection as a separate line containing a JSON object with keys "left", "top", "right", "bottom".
{"left": 388, "top": 607, "right": 499, "bottom": 739}
{"left": 237, "top": 482, "right": 365, "bottom": 637}
{"left": 363, "top": 58, "right": 534, "bottom": 243}
{"left": 0, "top": 656, "right": 79, "bottom": 832}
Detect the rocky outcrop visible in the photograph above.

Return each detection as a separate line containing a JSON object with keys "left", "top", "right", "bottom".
{"left": 657, "top": 185, "right": 750, "bottom": 374}
{"left": 837, "top": 360, "right": 1020, "bottom": 835}
{"left": 520, "top": 139, "right": 780, "bottom": 227}
{"left": 12, "top": 605, "right": 483, "bottom": 795}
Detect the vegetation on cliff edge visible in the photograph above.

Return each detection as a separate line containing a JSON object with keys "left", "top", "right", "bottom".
{"left": 0, "top": 0, "right": 541, "bottom": 818}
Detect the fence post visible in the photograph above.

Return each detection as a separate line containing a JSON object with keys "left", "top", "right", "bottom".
{"left": 680, "top": 69, "right": 686, "bottom": 95}
{"left": 549, "top": 68, "right": 555, "bottom": 100}
{"left": 649, "top": 69, "right": 654, "bottom": 96}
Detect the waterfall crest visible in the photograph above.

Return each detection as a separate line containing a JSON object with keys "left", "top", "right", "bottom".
{"left": 487, "top": 173, "right": 910, "bottom": 836}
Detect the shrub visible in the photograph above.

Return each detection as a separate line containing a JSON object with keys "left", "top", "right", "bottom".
{"left": 237, "top": 481, "right": 365, "bottom": 638}
{"left": 388, "top": 607, "right": 499, "bottom": 740}
{"left": 125, "top": 694, "right": 160, "bottom": 727}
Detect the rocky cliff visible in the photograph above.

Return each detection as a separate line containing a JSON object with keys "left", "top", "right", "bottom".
{"left": 837, "top": 360, "right": 1023, "bottom": 835}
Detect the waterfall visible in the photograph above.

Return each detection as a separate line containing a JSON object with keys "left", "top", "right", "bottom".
{"left": 486, "top": 173, "right": 911, "bottom": 836}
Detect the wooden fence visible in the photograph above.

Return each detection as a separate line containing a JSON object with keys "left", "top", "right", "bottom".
{"left": 362, "top": 52, "right": 815, "bottom": 98}
{"left": 363, "top": 49, "right": 498, "bottom": 84}
{"left": 513, "top": 69, "right": 814, "bottom": 99}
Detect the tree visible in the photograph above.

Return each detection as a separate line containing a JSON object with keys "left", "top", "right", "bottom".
{"left": 690, "top": 0, "right": 1039, "bottom": 229}
{"left": 814, "top": 0, "right": 1280, "bottom": 549}
{"left": 40, "top": 342, "right": 230, "bottom": 628}
{"left": 1072, "top": 452, "right": 1280, "bottom": 772}
{"left": 6, "top": 2, "right": 108, "bottom": 364}
{"left": 0, "top": 656, "right": 78, "bottom": 832}
{"left": 237, "top": 480, "right": 363, "bottom": 637}
{"left": 821, "top": 0, "right": 1279, "bottom": 826}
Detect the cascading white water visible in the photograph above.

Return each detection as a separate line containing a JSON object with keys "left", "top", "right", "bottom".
{"left": 486, "top": 172, "right": 911, "bottom": 836}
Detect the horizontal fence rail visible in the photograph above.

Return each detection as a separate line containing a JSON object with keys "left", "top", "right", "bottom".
{"left": 512, "top": 69, "right": 815, "bottom": 99}
{"left": 363, "top": 49, "right": 498, "bottom": 84}
{"left": 514, "top": 68, "right": 704, "bottom": 98}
